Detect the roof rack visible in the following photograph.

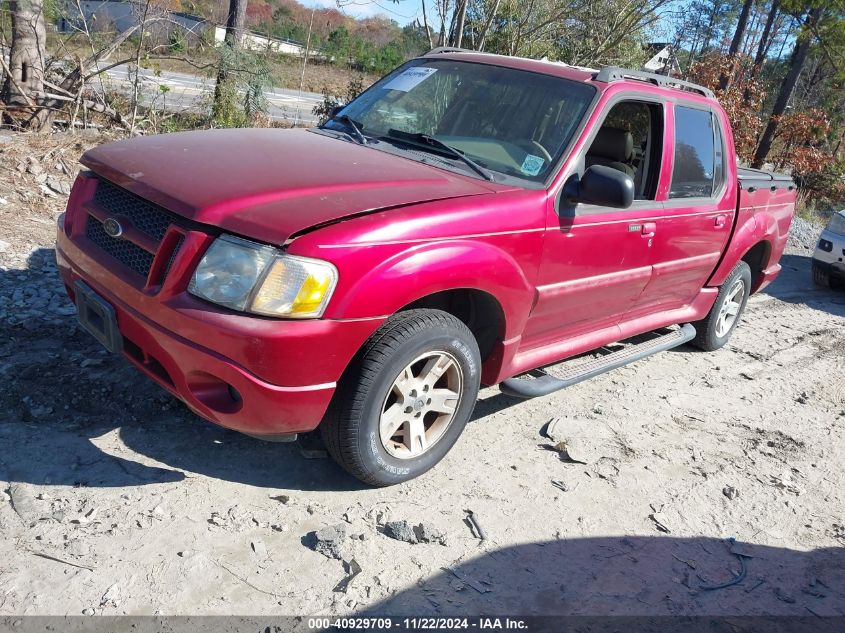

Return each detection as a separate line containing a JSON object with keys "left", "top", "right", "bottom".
{"left": 425, "top": 46, "right": 477, "bottom": 55}
{"left": 595, "top": 66, "right": 715, "bottom": 99}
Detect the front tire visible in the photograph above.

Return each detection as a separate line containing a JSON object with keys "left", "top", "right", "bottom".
{"left": 812, "top": 261, "right": 831, "bottom": 288}
{"left": 691, "top": 260, "right": 752, "bottom": 351}
{"left": 321, "top": 309, "right": 481, "bottom": 487}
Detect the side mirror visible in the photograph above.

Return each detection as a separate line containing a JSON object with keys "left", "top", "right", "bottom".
{"left": 564, "top": 165, "right": 634, "bottom": 209}
{"left": 329, "top": 104, "right": 346, "bottom": 118}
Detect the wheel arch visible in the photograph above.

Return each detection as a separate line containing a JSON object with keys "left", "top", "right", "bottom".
{"left": 741, "top": 240, "right": 772, "bottom": 293}
{"left": 325, "top": 239, "right": 534, "bottom": 340}
{"left": 707, "top": 212, "right": 768, "bottom": 289}
{"left": 400, "top": 288, "right": 506, "bottom": 362}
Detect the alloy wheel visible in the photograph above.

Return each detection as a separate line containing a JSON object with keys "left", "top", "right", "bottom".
{"left": 379, "top": 351, "right": 464, "bottom": 459}
{"left": 715, "top": 278, "right": 745, "bottom": 338}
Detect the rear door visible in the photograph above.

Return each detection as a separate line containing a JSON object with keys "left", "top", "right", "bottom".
{"left": 624, "top": 103, "right": 736, "bottom": 319}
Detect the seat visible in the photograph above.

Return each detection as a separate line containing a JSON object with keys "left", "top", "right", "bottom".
{"left": 585, "top": 127, "right": 635, "bottom": 178}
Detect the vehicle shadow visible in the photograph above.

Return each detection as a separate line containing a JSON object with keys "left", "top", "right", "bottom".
{"left": 762, "top": 253, "right": 845, "bottom": 318}
{"left": 470, "top": 391, "right": 522, "bottom": 422}
{"left": 360, "top": 536, "right": 845, "bottom": 623}
{"left": 0, "top": 248, "right": 362, "bottom": 492}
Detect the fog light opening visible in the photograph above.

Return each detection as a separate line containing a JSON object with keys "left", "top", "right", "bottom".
{"left": 186, "top": 371, "right": 244, "bottom": 414}
{"left": 227, "top": 384, "right": 242, "bottom": 403}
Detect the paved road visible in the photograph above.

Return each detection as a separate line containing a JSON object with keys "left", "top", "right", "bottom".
{"left": 100, "top": 63, "right": 323, "bottom": 125}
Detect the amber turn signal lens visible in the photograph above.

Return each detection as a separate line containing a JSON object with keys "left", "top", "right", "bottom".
{"left": 250, "top": 255, "right": 338, "bottom": 318}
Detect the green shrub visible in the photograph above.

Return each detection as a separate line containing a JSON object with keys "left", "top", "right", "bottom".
{"left": 312, "top": 76, "right": 365, "bottom": 125}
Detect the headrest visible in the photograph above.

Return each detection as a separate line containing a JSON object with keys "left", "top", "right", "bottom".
{"left": 588, "top": 127, "right": 633, "bottom": 163}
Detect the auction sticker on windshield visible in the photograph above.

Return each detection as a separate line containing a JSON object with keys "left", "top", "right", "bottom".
{"left": 383, "top": 67, "right": 438, "bottom": 92}
{"left": 521, "top": 154, "right": 545, "bottom": 176}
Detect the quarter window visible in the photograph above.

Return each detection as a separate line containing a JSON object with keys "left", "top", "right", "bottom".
{"left": 670, "top": 106, "right": 722, "bottom": 198}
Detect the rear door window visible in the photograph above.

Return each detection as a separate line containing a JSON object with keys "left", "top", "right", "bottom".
{"left": 670, "top": 106, "right": 721, "bottom": 198}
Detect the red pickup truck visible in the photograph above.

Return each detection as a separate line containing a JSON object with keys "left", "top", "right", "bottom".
{"left": 56, "top": 49, "right": 795, "bottom": 486}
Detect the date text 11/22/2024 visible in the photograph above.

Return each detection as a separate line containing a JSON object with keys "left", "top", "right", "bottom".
{"left": 306, "top": 617, "right": 529, "bottom": 630}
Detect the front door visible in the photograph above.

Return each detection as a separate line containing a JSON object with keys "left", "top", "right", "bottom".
{"left": 520, "top": 97, "right": 668, "bottom": 351}
{"left": 520, "top": 206, "right": 660, "bottom": 351}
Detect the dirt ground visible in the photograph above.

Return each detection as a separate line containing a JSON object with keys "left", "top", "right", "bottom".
{"left": 0, "top": 131, "right": 843, "bottom": 617}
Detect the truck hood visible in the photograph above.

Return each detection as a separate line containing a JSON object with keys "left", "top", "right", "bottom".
{"left": 80, "top": 128, "right": 509, "bottom": 245}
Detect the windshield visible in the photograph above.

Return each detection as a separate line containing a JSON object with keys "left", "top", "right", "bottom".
{"left": 828, "top": 212, "right": 845, "bottom": 236}
{"left": 329, "top": 59, "right": 596, "bottom": 183}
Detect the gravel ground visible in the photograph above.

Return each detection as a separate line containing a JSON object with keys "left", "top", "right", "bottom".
{"left": 788, "top": 215, "right": 829, "bottom": 254}
{"left": 0, "top": 133, "right": 843, "bottom": 617}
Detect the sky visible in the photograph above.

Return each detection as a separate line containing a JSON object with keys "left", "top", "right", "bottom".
{"left": 300, "top": 0, "right": 429, "bottom": 25}
{"left": 300, "top": 0, "right": 677, "bottom": 41}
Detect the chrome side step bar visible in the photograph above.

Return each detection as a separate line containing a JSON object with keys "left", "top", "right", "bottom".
{"left": 500, "top": 323, "right": 696, "bottom": 399}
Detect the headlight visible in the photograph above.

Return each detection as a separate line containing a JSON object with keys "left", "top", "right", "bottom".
{"left": 188, "top": 235, "right": 338, "bottom": 318}
{"left": 189, "top": 235, "right": 276, "bottom": 311}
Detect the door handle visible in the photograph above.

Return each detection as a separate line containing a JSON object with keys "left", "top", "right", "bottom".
{"left": 714, "top": 215, "right": 727, "bottom": 228}
{"left": 641, "top": 222, "right": 656, "bottom": 237}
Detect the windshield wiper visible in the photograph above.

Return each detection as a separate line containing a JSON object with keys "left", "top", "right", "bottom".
{"left": 324, "top": 114, "right": 367, "bottom": 145}
{"left": 383, "top": 129, "right": 494, "bottom": 181}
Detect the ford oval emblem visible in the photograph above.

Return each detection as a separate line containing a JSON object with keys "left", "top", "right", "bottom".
{"left": 103, "top": 217, "right": 123, "bottom": 238}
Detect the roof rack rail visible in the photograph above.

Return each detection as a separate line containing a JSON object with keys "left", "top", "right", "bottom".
{"left": 595, "top": 66, "right": 715, "bottom": 99}
{"left": 426, "top": 46, "right": 477, "bottom": 55}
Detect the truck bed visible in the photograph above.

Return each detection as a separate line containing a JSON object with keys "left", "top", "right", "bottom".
{"left": 728, "top": 167, "right": 797, "bottom": 293}
{"left": 737, "top": 167, "right": 795, "bottom": 191}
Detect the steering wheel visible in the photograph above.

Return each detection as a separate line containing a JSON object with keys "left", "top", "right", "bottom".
{"left": 521, "top": 140, "right": 553, "bottom": 163}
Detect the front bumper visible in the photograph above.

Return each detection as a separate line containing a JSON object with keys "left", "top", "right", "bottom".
{"left": 813, "top": 229, "right": 845, "bottom": 270}
{"left": 812, "top": 258, "right": 845, "bottom": 280}
{"left": 56, "top": 223, "right": 384, "bottom": 436}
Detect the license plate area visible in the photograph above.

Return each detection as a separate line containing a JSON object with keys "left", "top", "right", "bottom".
{"left": 75, "top": 281, "right": 122, "bottom": 353}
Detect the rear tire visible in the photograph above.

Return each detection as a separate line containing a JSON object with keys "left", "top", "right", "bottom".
{"left": 321, "top": 309, "right": 481, "bottom": 487}
{"left": 691, "top": 261, "right": 752, "bottom": 351}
